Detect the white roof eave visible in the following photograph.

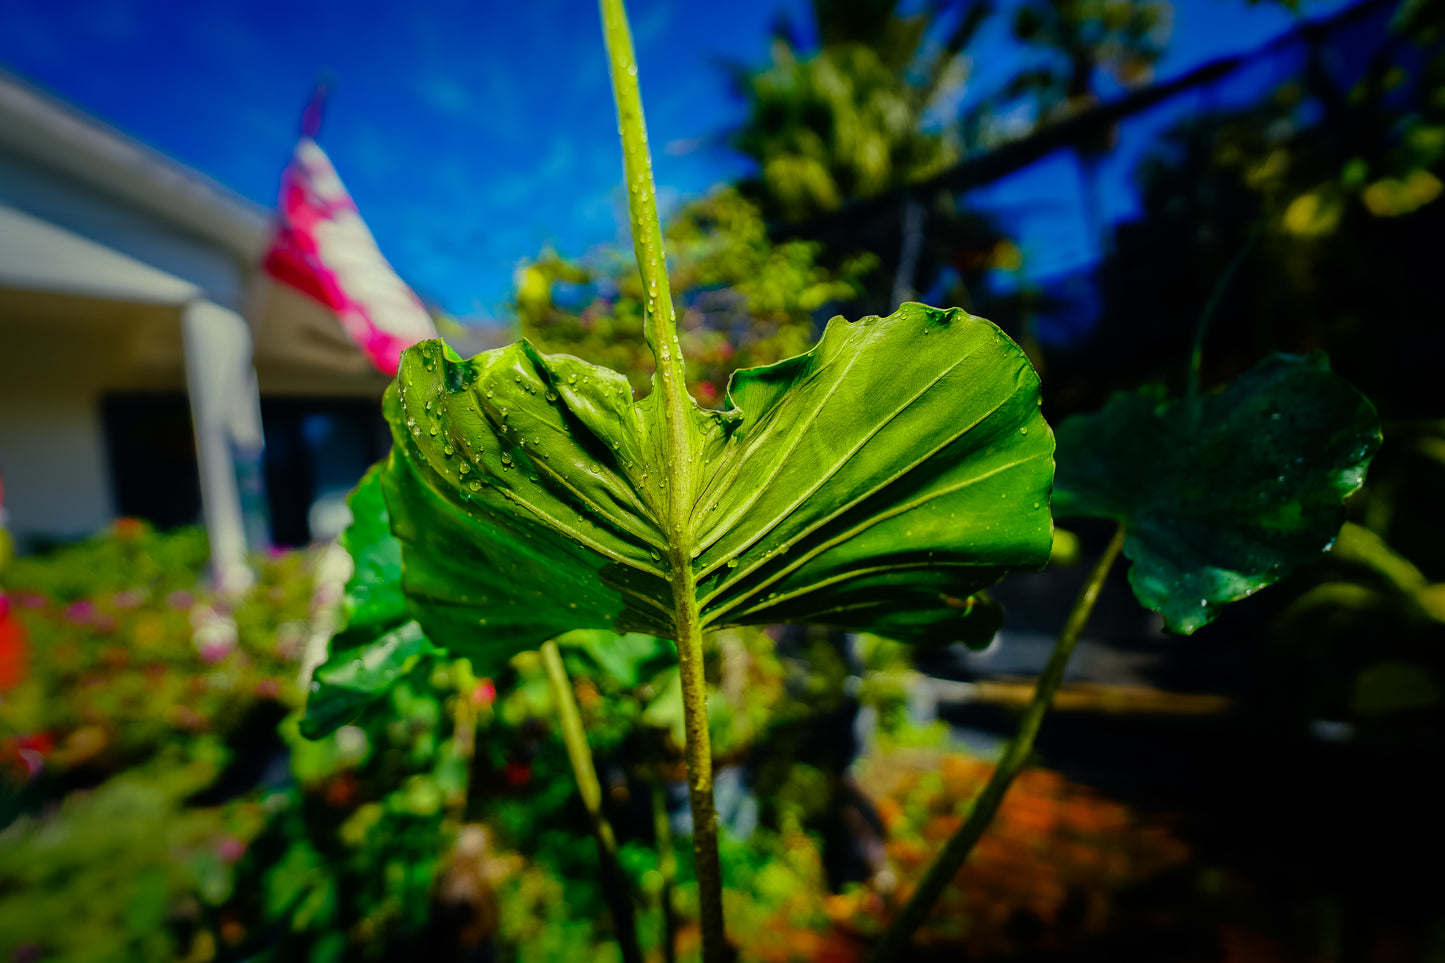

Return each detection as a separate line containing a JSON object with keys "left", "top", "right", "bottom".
{"left": 0, "top": 202, "right": 200, "bottom": 305}
{"left": 0, "top": 66, "right": 271, "bottom": 264}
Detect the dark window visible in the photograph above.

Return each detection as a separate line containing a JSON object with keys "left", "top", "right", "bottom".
{"left": 261, "top": 397, "right": 390, "bottom": 546}
{"left": 100, "top": 393, "right": 202, "bottom": 529}
{"left": 100, "top": 393, "right": 388, "bottom": 547}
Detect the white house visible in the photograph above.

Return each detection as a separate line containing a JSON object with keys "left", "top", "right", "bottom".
{"left": 0, "top": 65, "right": 426, "bottom": 590}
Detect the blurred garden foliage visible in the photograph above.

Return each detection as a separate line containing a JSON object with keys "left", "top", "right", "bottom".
{"left": 1, "top": 522, "right": 309, "bottom": 810}
{"left": 0, "top": 526, "right": 1200, "bottom": 962}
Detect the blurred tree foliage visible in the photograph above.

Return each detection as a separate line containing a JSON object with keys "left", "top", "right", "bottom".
{"left": 1073, "top": 0, "right": 1444, "bottom": 419}
{"left": 727, "top": 0, "right": 987, "bottom": 221}
{"left": 998, "top": 0, "right": 1172, "bottom": 126}
{"left": 999, "top": 0, "right": 1173, "bottom": 259}
{"left": 514, "top": 188, "right": 876, "bottom": 405}
{"left": 722, "top": 0, "right": 1012, "bottom": 313}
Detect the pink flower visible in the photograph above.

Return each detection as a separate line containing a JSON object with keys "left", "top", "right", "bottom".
{"left": 111, "top": 590, "right": 144, "bottom": 610}
{"left": 216, "top": 836, "right": 247, "bottom": 863}
{"left": 472, "top": 679, "right": 497, "bottom": 707}
{"left": 199, "top": 642, "right": 233, "bottom": 664}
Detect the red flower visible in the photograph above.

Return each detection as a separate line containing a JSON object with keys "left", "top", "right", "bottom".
{"left": 0, "top": 600, "right": 27, "bottom": 691}
{"left": 3, "top": 732, "right": 52, "bottom": 779}
{"left": 113, "top": 517, "right": 145, "bottom": 540}
{"left": 324, "top": 773, "right": 359, "bottom": 807}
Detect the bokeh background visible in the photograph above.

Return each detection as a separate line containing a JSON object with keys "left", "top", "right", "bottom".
{"left": 2, "top": 0, "right": 1443, "bottom": 960}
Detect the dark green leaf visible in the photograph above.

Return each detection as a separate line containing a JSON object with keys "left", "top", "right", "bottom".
{"left": 340, "top": 462, "right": 408, "bottom": 631}
{"left": 300, "top": 621, "right": 440, "bottom": 739}
{"left": 1053, "top": 353, "right": 1380, "bottom": 634}
{"left": 381, "top": 303, "right": 1053, "bottom": 664}
{"left": 302, "top": 467, "right": 439, "bottom": 739}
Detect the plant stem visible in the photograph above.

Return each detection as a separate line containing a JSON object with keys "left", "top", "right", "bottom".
{"left": 868, "top": 524, "right": 1126, "bottom": 962}
{"left": 1187, "top": 227, "right": 1260, "bottom": 420}
{"left": 599, "top": 0, "right": 688, "bottom": 402}
{"left": 672, "top": 611, "right": 726, "bottom": 961}
{"left": 540, "top": 640, "right": 644, "bottom": 963}
{"left": 599, "top": 1, "right": 727, "bottom": 959}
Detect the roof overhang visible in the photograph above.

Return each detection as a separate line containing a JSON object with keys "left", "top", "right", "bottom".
{"left": 0, "top": 202, "right": 200, "bottom": 304}
{"left": 0, "top": 66, "right": 270, "bottom": 264}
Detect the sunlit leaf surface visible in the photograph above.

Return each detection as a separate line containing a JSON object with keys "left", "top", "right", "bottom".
{"left": 1053, "top": 353, "right": 1380, "bottom": 634}
{"left": 380, "top": 303, "right": 1053, "bottom": 667}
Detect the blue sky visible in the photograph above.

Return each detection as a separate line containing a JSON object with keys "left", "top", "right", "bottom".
{"left": 0, "top": 0, "right": 1339, "bottom": 321}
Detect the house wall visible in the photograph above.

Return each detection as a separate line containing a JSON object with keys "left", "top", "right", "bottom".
{"left": 0, "top": 289, "right": 187, "bottom": 545}
{"left": 0, "top": 385, "right": 115, "bottom": 544}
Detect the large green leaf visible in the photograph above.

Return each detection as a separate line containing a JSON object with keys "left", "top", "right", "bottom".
{"left": 1053, "top": 352, "right": 1380, "bottom": 634}
{"left": 338, "top": 462, "right": 407, "bottom": 630}
{"left": 379, "top": 302, "right": 1053, "bottom": 667}
{"left": 301, "top": 466, "right": 440, "bottom": 739}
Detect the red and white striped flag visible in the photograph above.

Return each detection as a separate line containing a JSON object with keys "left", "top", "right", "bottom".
{"left": 262, "top": 107, "right": 436, "bottom": 376}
